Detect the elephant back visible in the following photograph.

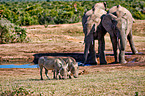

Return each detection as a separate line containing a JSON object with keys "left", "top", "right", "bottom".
{"left": 82, "top": 2, "right": 107, "bottom": 27}
{"left": 108, "top": 5, "right": 133, "bottom": 35}
{"left": 108, "top": 5, "right": 134, "bottom": 22}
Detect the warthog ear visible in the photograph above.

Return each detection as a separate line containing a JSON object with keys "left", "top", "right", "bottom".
{"left": 104, "top": 2, "right": 107, "bottom": 9}
{"left": 59, "top": 63, "right": 63, "bottom": 67}
{"left": 63, "top": 63, "right": 68, "bottom": 68}
{"left": 74, "top": 62, "right": 78, "bottom": 66}
{"left": 66, "top": 63, "right": 68, "bottom": 68}
{"left": 68, "top": 71, "right": 71, "bottom": 75}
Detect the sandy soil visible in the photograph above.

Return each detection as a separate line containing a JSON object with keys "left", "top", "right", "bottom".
{"left": 0, "top": 20, "right": 145, "bottom": 66}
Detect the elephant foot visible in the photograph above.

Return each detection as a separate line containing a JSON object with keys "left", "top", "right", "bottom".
{"left": 100, "top": 61, "right": 107, "bottom": 65}
{"left": 89, "top": 62, "right": 97, "bottom": 65}
{"left": 100, "top": 63, "right": 107, "bottom": 65}
{"left": 84, "top": 62, "right": 97, "bottom": 65}
{"left": 84, "top": 60, "right": 97, "bottom": 65}
{"left": 133, "top": 50, "right": 139, "bottom": 55}
{"left": 114, "top": 60, "right": 119, "bottom": 64}
{"left": 120, "top": 60, "right": 127, "bottom": 64}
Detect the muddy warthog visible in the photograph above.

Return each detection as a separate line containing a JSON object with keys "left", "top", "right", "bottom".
{"left": 62, "top": 57, "right": 79, "bottom": 78}
{"left": 39, "top": 56, "right": 79, "bottom": 79}
{"left": 38, "top": 56, "right": 68, "bottom": 80}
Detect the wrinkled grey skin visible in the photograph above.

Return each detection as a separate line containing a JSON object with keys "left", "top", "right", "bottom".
{"left": 38, "top": 57, "right": 68, "bottom": 80}
{"left": 82, "top": 2, "right": 107, "bottom": 64}
{"left": 63, "top": 57, "right": 79, "bottom": 78}
{"left": 100, "top": 5, "right": 138, "bottom": 63}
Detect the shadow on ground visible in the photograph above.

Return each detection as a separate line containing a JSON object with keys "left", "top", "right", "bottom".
{"left": 33, "top": 52, "right": 85, "bottom": 64}
{"left": 33, "top": 52, "right": 144, "bottom": 64}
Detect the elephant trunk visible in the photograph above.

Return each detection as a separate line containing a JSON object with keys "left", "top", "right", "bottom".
{"left": 84, "top": 24, "right": 95, "bottom": 64}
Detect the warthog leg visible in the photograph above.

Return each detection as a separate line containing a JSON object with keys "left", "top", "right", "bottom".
{"left": 45, "top": 68, "right": 50, "bottom": 80}
{"left": 53, "top": 70, "right": 56, "bottom": 79}
{"left": 54, "top": 69, "right": 58, "bottom": 80}
{"left": 59, "top": 73, "right": 61, "bottom": 79}
{"left": 40, "top": 65, "right": 43, "bottom": 80}
{"left": 68, "top": 71, "right": 71, "bottom": 79}
{"left": 54, "top": 69, "right": 61, "bottom": 80}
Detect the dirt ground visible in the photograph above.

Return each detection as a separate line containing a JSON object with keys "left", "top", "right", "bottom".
{"left": 0, "top": 20, "right": 145, "bottom": 96}
{"left": 0, "top": 20, "right": 145, "bottom": 66}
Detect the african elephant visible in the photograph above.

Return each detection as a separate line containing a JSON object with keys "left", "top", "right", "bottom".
{"left": 82, "top": 2, "right": 107, "bottom": 64}
{"left": 100, "top": 5, "right": 138, "bottom": 63}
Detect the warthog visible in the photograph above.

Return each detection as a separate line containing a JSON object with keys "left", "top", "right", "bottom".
{"left": 38, "top": 56, "right": 68, "bottom": 80}
{"left": 39, "top": 56, "right": 79, "bottom": 79}
{"left": 62, "top": 57, "right": 79, "bottom": 78}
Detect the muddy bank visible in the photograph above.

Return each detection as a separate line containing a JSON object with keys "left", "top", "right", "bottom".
{"left": 0, "top": 51, "right": 145, "bottom": 65}
{"left": 0, "top": 21, "right": 145, "bottom": 64}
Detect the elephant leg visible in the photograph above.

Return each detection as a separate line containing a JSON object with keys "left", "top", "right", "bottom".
{"left": 98, "top": 36, "right": 107, "bottom": 64}
{"left": 127, "top": 31, "right": 138, "bottom": 54}
{"left": 119, "top": 31, "right": 127, "bottom": 64}
{"left": 84, "top": 43, "right": 90, "bottom": 64}
{"left": 110, "top": 36, "right": 119, "bottom": 63}
{"left": 89, "top": 40, "right": 97, "bottom": 65}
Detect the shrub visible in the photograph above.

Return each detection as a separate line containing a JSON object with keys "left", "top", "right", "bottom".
{"left": 0, "top": 18, "right": 29, "bottom": 44}
{"left": 0, "top": 1, "right": 144, "bottom": 26}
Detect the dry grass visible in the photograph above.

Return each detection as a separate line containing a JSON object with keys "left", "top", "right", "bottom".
{"left": 132, "top": 20, "right": 145, "bottom": 36}
{"left": 0, "top": 65, "right": 145, "bottom": 95}
{"left": 0, "top": 20, "right": 145, "bottom": 95}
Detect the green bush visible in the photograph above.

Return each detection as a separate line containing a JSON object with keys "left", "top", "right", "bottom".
{"left": 0, "top": 1, "right": 144, "bottom": 26}
{"left": 0, "top": 18, "right": 29, "bottom": 44}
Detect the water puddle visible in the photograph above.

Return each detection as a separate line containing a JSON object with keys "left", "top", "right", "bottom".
{"left": 0, "top": 64, "right": 39, "bottom": 68}
{"left": 0, "top": 51, "right": 144, "bottom": 68}
{"left": 0, "top": 62, "right": 85, "bottom": 68}
{"left": 0, "top": 62, "right": 88, "bottom": 68}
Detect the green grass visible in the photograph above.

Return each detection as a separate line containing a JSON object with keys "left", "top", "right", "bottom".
{"left": 0, "top": 68, "right": 145, "bottom": 95}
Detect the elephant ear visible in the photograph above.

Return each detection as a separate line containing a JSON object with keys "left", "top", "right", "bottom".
{"left": 84, "top": 22, "right": 95, "bottom": 44}
{"left": 102, "top": 14, "right": 122, "bottom": 38}
{"left": 85, "top": 15, "right": 97, "bottom": 36}
{"left": 101, "top": 14, "right": 115, "bottom": 37}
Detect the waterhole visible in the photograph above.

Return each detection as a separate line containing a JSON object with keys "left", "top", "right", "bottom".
{"left": 0, "top": 52, "right": 144, "bottom": 68}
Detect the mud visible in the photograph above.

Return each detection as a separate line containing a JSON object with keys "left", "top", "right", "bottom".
{"left": 0, "top": 21, "right": 145, "bottom": 66}
{"left": 0, "top": 51, "right": 145, "bottom": 66}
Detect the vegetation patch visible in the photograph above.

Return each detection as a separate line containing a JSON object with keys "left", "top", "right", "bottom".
{"left": 0, "top": 18, "right": 29, "bottom": 44}
{"left": 0, "top": 1, "right": 144, "bottom": 26}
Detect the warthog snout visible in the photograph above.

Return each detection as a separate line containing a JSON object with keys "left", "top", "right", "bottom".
{"left": 71, "top": 64, "right": 79, "bottom": 78}
{"left": 62, "top": 75, "right": 67, "bottom": 79}
{"left": 73, "top": 71, "right": 78, "bottom": 78}
{"left": 73, "top": 73, "right": 78, "bottom": 78}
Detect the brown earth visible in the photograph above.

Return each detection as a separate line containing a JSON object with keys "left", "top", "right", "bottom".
{"left": 0, "top": 62, "right": 144, "bottom": 77}
{"left": 0, "top": 21, "right": 145, "bottom": 96}
{"left": 0, "top": 20, "right": 145, "bottom": 66}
